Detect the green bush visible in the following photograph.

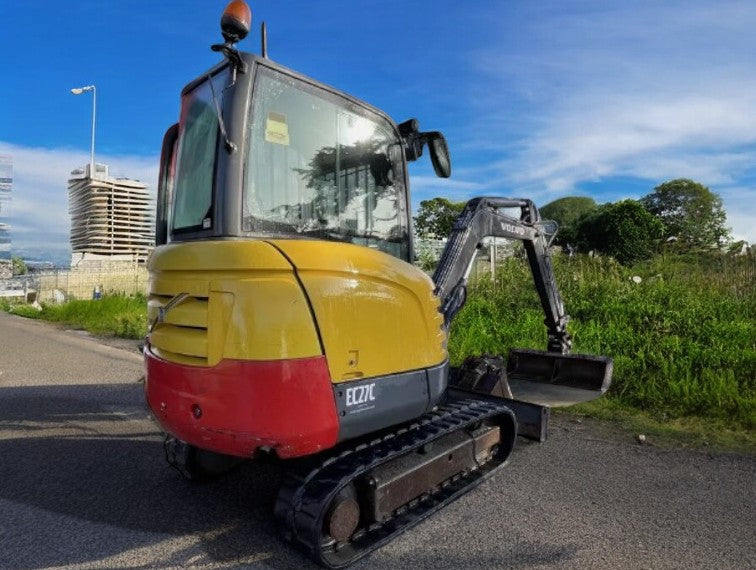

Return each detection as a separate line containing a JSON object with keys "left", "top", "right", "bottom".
{"left": 11, "top": 256, "right": 28, "bottom": 276}
{"left": 9, "top": 304, "right": 43, "bottom": 319}
{"left": 449, "top": 254, "right": 755, "bottom": 429}
{"left": 641, "top": 178, "right": 730, "bottom": 249}
{"left": 575, "top": 200, "right": 664, "bottom": 265}
{"left": 540, "top": 196, "right": 598, "bottom": 246}
{"left": 8, "top": 294, "right": 148, "bottom": 339}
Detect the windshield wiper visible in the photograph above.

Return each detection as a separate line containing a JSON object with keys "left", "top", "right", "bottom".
{"left": 207, "top": 73, "right": 236, "bottom": 154}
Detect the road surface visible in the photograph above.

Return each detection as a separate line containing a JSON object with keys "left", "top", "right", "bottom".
{"left": 0, "top": 311, "right": 754, "bottom": 569}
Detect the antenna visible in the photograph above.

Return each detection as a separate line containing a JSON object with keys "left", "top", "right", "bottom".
{"left": 261, "top": 22, "right": 268, "bottom": 58}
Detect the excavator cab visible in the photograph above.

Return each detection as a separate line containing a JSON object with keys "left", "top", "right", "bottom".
{"left": 145, "top": 2, "right": 612, "bottom": 566}
{"left": 155, "top": 57, "right": 449, "bottom": 263}
{"left": 148, "top": 49, "right": 457, "bottom": 455}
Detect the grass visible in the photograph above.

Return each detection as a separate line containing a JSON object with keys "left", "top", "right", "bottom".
{"left": 561, "top": 399, "right": 756, "bottom": 453}
{"left": 450, "top": 253, "right": 755, "bottom": 443}
{"left": 1, "top": 294, "right": 147, "bottom": 339}
{"left": 2, "top": 253, "right": 753, "bottom": 450}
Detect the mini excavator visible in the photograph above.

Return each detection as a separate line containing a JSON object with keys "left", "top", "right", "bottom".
{"left": 144, "top": 2, "right": 613, "bottom": 567}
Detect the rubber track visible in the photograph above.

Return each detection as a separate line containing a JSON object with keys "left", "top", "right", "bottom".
{"left": 274, "top": 399, "right": 517, "bottom": 568}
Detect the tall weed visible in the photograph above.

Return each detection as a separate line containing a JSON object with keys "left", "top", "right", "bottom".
{"left": 26, "top": 294, "right": 148, "bottom": 339}
{"left": 449, "top": 254, "right": 755, "bottom": 428}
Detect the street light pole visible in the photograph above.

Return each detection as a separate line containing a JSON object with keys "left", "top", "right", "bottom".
{"left": 70, "top": 85, "right": 96, "bottom": 177}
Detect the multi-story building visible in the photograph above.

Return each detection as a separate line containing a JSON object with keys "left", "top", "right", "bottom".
{"left": 0, "top": 155, "right": 11, "bottom": 262}
{"left": 68, "top": 163, "right": 154, "bottom": 267}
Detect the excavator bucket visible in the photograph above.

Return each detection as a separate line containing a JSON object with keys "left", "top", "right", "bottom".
{"left": 449, "top": 350, "right": 612, "bottom": 441}
{"left": 506, "top": 348, "right": 612, "bottom": 407}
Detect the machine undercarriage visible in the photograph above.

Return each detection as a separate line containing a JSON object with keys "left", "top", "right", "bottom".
{"left": 275, "top": 399, "right": 516, "bottom": 568}
{"left": 161, "top": 349, "right": 610, "bottom": 568}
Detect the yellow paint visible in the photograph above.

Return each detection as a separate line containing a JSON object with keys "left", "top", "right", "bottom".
{"left": 148, "top": 240, "right": 291, "bottom": 272}
{"left": 207, "top": 291, "right": 234, "bottom": 365}
{"left": 151, "top": 325, "right": 207, "bottom": 359}
{"left": 269, "top": 240, "right": 447, "bottom": 382}
{"left": 147, "top": 239, "right": 447, "bottom": 380}
{"left": 147, "top": 296, "right": 208, "bottom": 328}
{"left": 148, "top": 241, "right": 320, "bottom": 366}
{"left": 209, "top": 276, "right": 320, "bottom": 362}
{"left": 150, "top": 346, "right": 207, "bottom": 367}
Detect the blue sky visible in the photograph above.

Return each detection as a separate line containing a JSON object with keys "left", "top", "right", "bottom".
{"left": 2, "top": 1, "right": 755, "bottom": 264}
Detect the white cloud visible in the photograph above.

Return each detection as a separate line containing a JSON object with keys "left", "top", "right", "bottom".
{"left": 0, "top": 141, "right": 158, "bottom": 263}
{"left": 448, "top": 0, "right": 756, "bottom": 242}
{"left": 717, "top": 185, "right": 756, "bottom": 243}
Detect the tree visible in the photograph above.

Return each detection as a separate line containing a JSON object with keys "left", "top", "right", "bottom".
{"left": 540, "top": 196, "right": 598, "bottom": 246}
{"left": 413, "top": 197, "right": 466, "bottom": 239}
{"left": 575, "top": 200, "right": 663, "bottom": 265}
{"left": 640, "top": 179, "right": 730, "bottom": 250}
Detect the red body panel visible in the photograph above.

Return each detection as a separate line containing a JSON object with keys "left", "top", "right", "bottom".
{"left": 144, "top": 347, "right": 340, "bottom": 459}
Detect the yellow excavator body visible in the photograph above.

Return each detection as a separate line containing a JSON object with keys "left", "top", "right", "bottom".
{"left": 147, "top": 239, "right": 446, "bottom": 378}
{"left": 143, "top": 3, "right": 612, "bottom": 566}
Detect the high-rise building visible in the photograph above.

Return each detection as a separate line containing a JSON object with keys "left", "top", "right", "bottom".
{"left": 68, "top": 163, "right": 154, "bottom": 266}
{"left": 0, "top": 155, "right": 11, "bottom": 261}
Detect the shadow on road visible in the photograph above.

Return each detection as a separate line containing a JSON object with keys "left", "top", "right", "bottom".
{"left": 0, "top": 383, "right": 313, "bottom": 569}
{"left": 0, "top": 382, "right": 146, "bottom": 431}
{"left": 0, "top": 383, "right": 579, "bottom": 570}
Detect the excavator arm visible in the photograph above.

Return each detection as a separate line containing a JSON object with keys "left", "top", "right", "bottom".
{"left": 433, "top": 197, "right": 571, "bottom": 353}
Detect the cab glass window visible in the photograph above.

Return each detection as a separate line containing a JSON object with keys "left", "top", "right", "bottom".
{"left": 243, "top": 67, "right": 409, "bottom": 260}
{"left": 172, "top": 69, "right": 229, "bottom": 232}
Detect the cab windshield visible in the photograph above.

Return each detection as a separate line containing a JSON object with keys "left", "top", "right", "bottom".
{"left": 244, "top": 67, "right": 410, "bottom": 260}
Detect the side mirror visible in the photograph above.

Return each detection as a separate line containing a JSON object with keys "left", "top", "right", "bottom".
{"left": 426, "top": 132, "right": 451, "bottom": 178}
{"left": 397, "top": 119, "right": 451, "bottom": 178}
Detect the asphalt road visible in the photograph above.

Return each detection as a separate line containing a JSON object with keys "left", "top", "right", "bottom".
{"left": 0, "top": 311, "right": 754, "bottom": 569}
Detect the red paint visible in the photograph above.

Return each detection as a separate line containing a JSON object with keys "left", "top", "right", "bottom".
{"left": 144, "top": 348, "right": 339, "bottom": 459}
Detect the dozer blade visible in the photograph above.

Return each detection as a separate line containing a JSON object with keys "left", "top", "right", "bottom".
{"left": 506, "top": 348, "right": 613, "bottom": 408}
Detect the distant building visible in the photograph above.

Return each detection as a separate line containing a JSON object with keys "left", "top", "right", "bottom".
{"left": 68, "top": 163, "right": 154, "bottom": 267}
{"left": 0, "top": 155, "right": 11, "bottom": 261}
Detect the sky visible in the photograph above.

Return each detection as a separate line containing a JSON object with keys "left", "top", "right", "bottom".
{"left": 2, "top": 0, "right": 755, "bottom": 265}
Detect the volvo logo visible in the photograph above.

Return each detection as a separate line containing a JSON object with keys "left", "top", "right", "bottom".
{"left": 501, "top": 222, "right": 525, "bottom": 235}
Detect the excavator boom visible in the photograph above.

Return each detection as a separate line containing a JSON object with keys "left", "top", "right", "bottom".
{"left": 433, "top": 197, "right": 570, "bottom": 353}
{"left": 436, "top": 197, "right": 612, "bottom": 424}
